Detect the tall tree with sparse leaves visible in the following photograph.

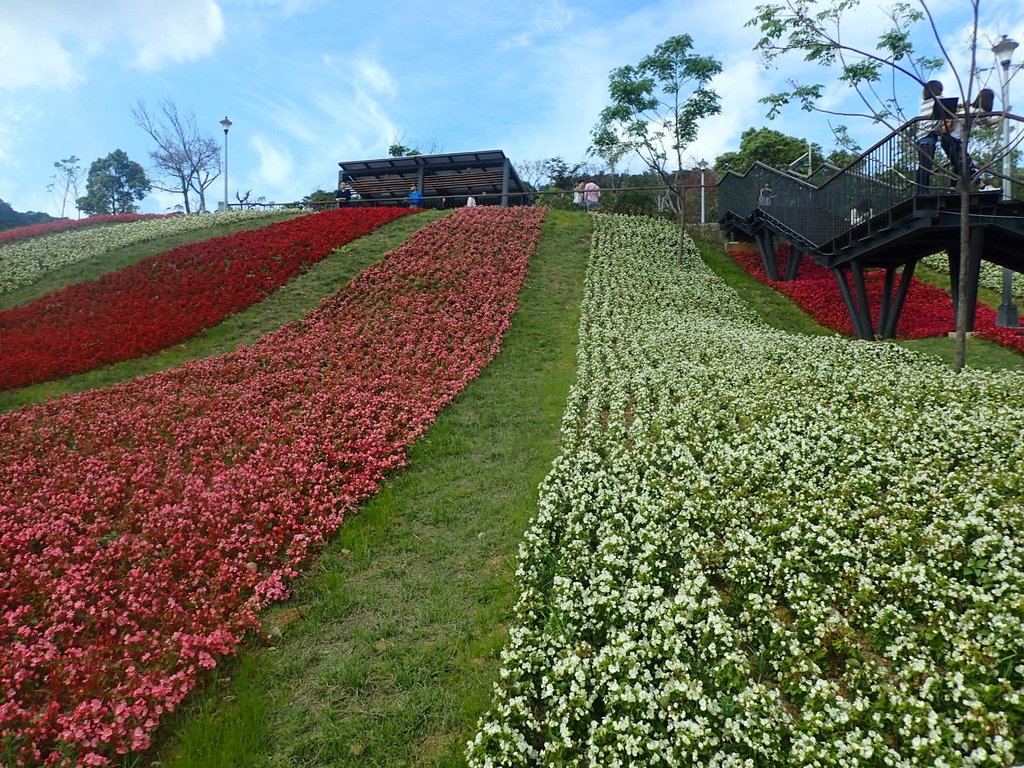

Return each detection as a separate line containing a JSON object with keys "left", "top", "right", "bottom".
{"left": 748, "top": 0, "right": 990, "bottom": 371}
{"left": 46, "top": 156, "right": 83, "bottom": 219}
{"left": 77, "top": 150, "right": 151, "bottom": 216}
{"left": 591, "top": 34, "right": 722, "bottom": 251}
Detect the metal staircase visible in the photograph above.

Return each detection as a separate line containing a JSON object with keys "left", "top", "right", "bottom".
{"left": 718, "top": 114, "right": 1024, "bottom": 339}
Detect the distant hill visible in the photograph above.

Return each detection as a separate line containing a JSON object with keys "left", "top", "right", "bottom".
{"left": 0, "top": 199, "right": 56, "bottom": 231}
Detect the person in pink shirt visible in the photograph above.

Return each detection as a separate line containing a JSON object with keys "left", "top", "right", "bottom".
{"left": 583, "top": 180, "right": 601, "bottom": 211}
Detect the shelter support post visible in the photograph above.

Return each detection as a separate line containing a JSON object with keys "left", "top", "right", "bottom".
{"left": 501, "top": 159, "right": 510, "bottom": 207}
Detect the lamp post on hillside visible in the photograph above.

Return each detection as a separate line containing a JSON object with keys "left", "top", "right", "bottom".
{"left": 220, "top": 116, "right": 233, "bottom": 212}
{"left": 993, "top": 35, "right": 1019, "bottom": 327}
{"left": 698, "top": 159, "right": 708, "bottom": 224}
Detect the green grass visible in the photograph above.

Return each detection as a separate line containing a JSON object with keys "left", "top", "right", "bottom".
{"left": 138, "top": 209, "right": 592, "bottom": 768}
{"left": 0, "top": 211, "right": 447, "bottom": 413}
{"left": 0, "top": 213, "right": 301, "bottom": 312}
{"left": 699, "top": 241, "right": 1024, "bottom": 371}
{"left": 12, "top": 214, "right": 1023, "bottom": 766}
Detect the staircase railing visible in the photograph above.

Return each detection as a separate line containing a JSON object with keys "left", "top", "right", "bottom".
{"left": 719, "top": 113, "right": 1024, "bottom": 250}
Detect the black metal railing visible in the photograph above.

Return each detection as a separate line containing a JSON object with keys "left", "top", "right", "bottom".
{"left": 719, "top": 113, "right": 1024, "bottom": 249}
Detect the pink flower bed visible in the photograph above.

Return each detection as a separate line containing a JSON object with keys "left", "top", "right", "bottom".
{"left": 0, "top": 215, "right": 169, "bottom": 246}
{"left": 730, "top": 244, "right": 1024, "bottom": 350}
{"left": 0, "top": 207, "right": 410, "bottom": 391}
{"left": 0, "top": 205, "right": 547, "bottom": 766}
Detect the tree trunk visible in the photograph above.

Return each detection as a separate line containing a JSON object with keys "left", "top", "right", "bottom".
{"left": 953, "top": 176, "right": 971, "bottom": 371}
{"left": 676, "top": 189, "right": 686, "bottom": 260}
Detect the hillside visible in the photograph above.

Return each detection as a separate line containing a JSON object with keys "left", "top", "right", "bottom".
{"left": 0, "top": 198, "right": 55, "bottom": 230}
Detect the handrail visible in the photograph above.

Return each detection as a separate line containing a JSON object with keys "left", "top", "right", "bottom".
{"left": 719, "top": 113, "right": 1024, "bottom": 251}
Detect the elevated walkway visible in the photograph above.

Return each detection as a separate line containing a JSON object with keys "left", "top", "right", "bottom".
{"left": 719, "top": 114, "right": 1024, "bottom": 339}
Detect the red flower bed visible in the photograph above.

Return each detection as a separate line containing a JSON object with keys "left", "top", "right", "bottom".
{"left": 729, "top": 244, "right": 1024, "bottom": 351}
{"left": 0, "top": 205, "right": 547, "bottom": 766}
{"left": 0, "top": 207, "right": 410, "bottom": 391}
{"left": 0, "top": 215, "right": 168, "bottom": 246}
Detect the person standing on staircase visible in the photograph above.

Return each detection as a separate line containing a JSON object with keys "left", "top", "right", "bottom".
{"left": 916, "top": 80, "right": 944, "bottom": 189}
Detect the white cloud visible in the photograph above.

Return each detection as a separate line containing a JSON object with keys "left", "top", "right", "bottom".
{"left": 352, "top": 58, "right": 395, "bottom": 96}
{"left": 318, "top": 52, "right": 399, "bottom": 146}
{"left": 234, "top": 0, "right": 322, "bottom": 16}
{"left": 0, "top": 103, "right": 41, "bottom": 168}
{"left": 500, "top": 1, "right": 574, "bottom": 51}
{"left": 688, "top": 59, "right": 772, "bottom": 164}
{"left": 0, "top": 0, "right": 224, "bottom": 90}
{"left": 0, "top": 19, "right": 80, "bottom": 88}
{"left": 125, "top": 2, "right": 225, "bottom": 71}
{"left": 249, "top": 134, "right": 295, "bottom": 195}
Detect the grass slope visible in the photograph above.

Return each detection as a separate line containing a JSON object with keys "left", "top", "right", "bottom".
{"left": 0, "top": 213, "right": 300, "bottom": 313}
{"left": 698, "top": 241, "right": 1024, "bottom": 371}
{"left": 140, "top": 209, "right": 593, "bottom": 767}
{"left": 0, "top": 211, "right": 446, "bottom": 413}
{"left": 9, "top": 213, "right": 1019, "bottom": 765}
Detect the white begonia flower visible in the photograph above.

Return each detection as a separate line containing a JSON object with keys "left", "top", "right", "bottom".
{"left": 466, "top": 215, "right": 1024, "bottom": 767}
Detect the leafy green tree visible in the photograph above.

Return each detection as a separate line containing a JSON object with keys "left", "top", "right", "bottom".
{"left": 303, "top": 189, "right": 337, "bottom": 207}
{"left": 77, "top": 150, "right": 151, "bottom": 216}
{"left": 748, "top": 0, "right": 987, "bottom": 371}
{"left": 591, "top": 34, "right": 722, "bottom": 243}
{"left": 541, "top": 157, "right": 584, "bottom": 189}
{"left": 388, "top": 143, "right": 421, "bottom": 157}
{"left": 714, "top": 128, "right": 823, "bottom": 175}
{"left": 513, "top": 159, "right": 548, "bottom": 191}
{"left": 823, "top": 124, "right": 863, "bottom": 169}
{"left": 46, "top": 156, "right": 83, "bottom": 218}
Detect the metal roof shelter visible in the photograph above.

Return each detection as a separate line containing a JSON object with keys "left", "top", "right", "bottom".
{"left": 337, "top": 149, "right": 529, "bottom": 206}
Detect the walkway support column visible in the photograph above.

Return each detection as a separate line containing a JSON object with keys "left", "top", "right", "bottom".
{"left": 949, "top": 229, "right": 983, "bottom": 332}
{"left": 833, "top": 265, "right": 874, "bottom": 340}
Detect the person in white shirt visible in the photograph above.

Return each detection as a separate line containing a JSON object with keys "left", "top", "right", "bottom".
{"left": 916, "top": 80, "right": 944, "bottom": 188}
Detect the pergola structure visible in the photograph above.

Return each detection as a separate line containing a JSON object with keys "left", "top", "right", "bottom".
{"left": 337, "top": 149, "right": 529, "bottom": 207}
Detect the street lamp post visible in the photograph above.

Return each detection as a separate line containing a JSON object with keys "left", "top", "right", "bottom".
{"left": 697, "top": 159, "right": 709, "bottom": 225}
{"left": 220, "top": 116, "right": 233, "bottom": 212}
{"left": 993, "top": 36, "right": 1019, "bottom": 327}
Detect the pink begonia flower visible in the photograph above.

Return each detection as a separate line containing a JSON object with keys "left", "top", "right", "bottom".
{"left": 0, "top": 205, "right": 546, "bottom": 765}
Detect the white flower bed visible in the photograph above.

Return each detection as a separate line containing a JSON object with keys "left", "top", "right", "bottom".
{"left": 922, "top": 253, "right": 1023, "bottom": 304}
{"left": 0, "top": 210, "right": 287, "bottom": 294}
{"left": 467, "top": 215, "right": 1024, "bottom": 766}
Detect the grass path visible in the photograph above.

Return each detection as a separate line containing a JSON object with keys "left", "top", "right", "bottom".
{"left": 142, "top": 209, "right": 593, "bottom": 767}
{"left": 0, "top": 213, "right": 300, "bottom": 313}
{"left": 0, "top": 211, "right": 446, "bottom": 412}
{"left": 698, "top": 239, "right": 1024, "bottom": 370}
{"left": 8, "top": 212, "right": 1018, "bottom": 765}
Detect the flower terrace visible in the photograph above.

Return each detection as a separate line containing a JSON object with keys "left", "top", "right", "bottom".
{"left": 0, "top": 206, "right": 1022, "bottom": 767}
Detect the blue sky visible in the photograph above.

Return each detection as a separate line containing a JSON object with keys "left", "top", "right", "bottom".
{"left": 1, "top": 0, "right": 1021, "bottom": 216}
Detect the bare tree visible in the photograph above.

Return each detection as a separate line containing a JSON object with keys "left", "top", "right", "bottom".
{"left": 131, "top": 99, "right": 222, "bottom": 214}
{"left": 387, "top": 132, "right": 444, "bottom": 157}
{"left": 515, "top": 160, "right": 549, "bottom": 190}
